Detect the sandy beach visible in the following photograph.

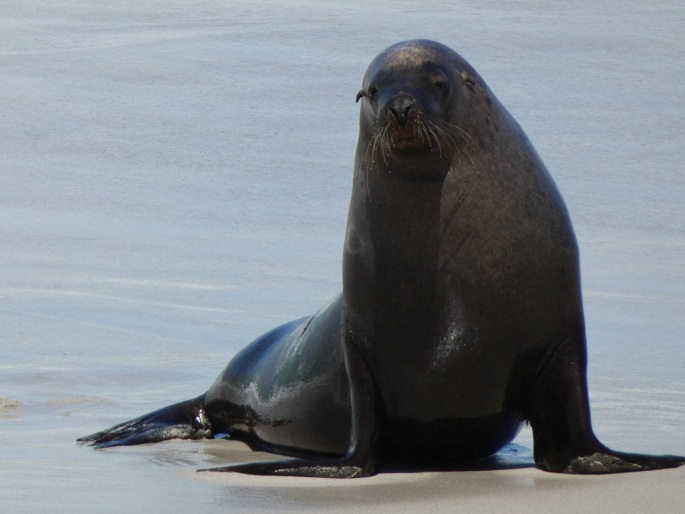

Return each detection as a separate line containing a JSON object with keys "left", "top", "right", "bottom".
{"left": 1, "top": 1, "right": 683, "bottom": 512}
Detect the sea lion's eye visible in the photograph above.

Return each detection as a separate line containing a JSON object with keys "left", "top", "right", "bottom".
{"left": 460, "top": 71, "right": 476, "bottom": 89}
{"left": 432, "top": 73, "right": 448, "bottom": 91}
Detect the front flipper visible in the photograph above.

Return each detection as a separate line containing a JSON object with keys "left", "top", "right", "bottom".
{"left": 529, "top": 329, "right": 685, "bottom": 474}
{"left": 564, "top": 450, "right": 685, "bottom": 474}
{"left": 199, "top": 338, "right": 381, "bottom": 478}
{"left": 200, "top": 457, "right": 370, "bottom": 478}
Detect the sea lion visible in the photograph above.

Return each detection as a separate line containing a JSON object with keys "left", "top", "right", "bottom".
{"left": 78, "top": 40, "right": 685, "bottom": 478}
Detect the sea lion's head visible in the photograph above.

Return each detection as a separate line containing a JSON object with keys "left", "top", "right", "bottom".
{"left": 356, "top": 40, "right": 476, "bottom": 179}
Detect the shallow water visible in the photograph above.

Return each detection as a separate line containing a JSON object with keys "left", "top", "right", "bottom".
{"left": 1, "top": 1, "right": 683, "bottom": 512}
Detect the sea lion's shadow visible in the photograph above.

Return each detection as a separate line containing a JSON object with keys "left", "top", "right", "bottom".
{"left": 379, "top": 443, "right": 535, "bottom": 474}
{"left": 198, "top": 439, "right": 535, "bottom": 473}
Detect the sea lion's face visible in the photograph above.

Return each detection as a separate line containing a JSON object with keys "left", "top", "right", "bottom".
{"left": 356, "top": 41, "right": 473, "bottom": 177}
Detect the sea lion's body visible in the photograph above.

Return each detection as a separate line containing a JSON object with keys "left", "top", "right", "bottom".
{"left": 79, "top": 40, "right": 684, "bottom": 477}
{"left": 205, "top": 297, "right": 351, "bottom": 457}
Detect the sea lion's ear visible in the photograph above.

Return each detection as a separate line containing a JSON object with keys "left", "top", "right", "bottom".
{"left": 357, "top": 85, "right": 378, "bottom": 103}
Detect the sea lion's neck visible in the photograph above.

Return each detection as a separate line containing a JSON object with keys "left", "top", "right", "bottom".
{"left": 343, "top": 161, "right": 445, "bottom": 317}
{"left": 368, "top": 170, "right": 444, "bottom": 283}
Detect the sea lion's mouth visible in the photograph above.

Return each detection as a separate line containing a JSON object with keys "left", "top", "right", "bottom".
{"left": 366, "top": 116, "right": 455, "bottom": 166}
{"left": 392, "top": 136, "right": 432, "bottom": 155}
{"left": 389, "top": 125, "right": 433, "bottom": 154}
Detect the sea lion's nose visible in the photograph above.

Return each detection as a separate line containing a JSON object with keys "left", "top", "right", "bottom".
{"left": 388, "top": 95, "right": 415, "bottom": 127}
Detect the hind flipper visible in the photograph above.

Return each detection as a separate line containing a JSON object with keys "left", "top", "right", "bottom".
{"left": 199, "top": 457, "right": 369, "bottom": 478}
{"left": 77, "top": 395, "right": 212, "bottom": 448}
